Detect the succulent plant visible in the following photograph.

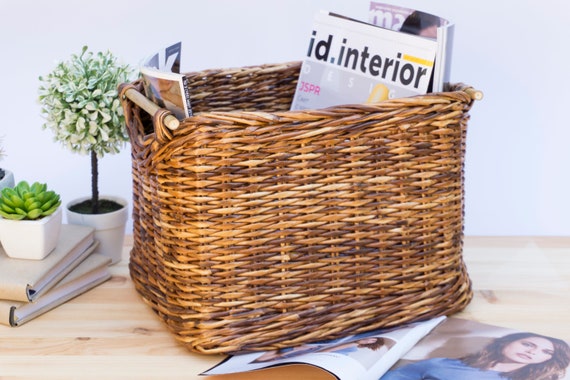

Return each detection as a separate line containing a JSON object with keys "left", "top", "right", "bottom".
{"left": 0, "top": 181, "right": 61, "bottom": 220}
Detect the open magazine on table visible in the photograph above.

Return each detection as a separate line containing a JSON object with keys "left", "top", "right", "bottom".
{"left": 139, "top": 41, "right": 192, "bottom": 119}
{"left": 202, "top": 317, "right": 570, "bottom": 380}
{"left": 202, "top": 316, "right": 445, "bottom": 380}
{"left": 290, "top": 3, "right": 453, "bottom": 111}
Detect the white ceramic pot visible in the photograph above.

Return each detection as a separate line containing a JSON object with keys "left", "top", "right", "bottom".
{"left": 66, "top": 195, "right": 128, "bottom": 265}
{"left": 0, "top": 206, "right": 62, "bottom": 260}
{"left": 0, "top": 169, "right": 14, "bottom": 191}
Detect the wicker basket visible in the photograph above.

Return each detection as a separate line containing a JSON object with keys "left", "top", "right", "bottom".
{"left": 119, "top": 61, "right": 480, "bottom": 354}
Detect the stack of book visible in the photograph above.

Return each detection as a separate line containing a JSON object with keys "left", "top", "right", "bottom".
{"left": 0, "top": 224, "right": 111, "bottom": 327}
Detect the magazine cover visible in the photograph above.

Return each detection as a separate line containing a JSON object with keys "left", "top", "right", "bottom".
{"left": 368, "top": 2, "right": 454, "bottom": 92}
{"left": 202, "top": 317, "right": 445, "bottom": 380}
{"left": 140, "top": 41, "right": 192, "bottom": 119}
{"left": 380, "top": 318, "right": 570, "bottom": 380}
{"left": 368, "top": 2, "right": 450, "bottom": 35}
{"left": 142, "top": 41, "right": 182, "bottom": 73}
{"left": 290, "top": 10, "right": 438, "bottom": 111}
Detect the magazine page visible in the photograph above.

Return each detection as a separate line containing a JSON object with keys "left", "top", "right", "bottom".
{"left": 380, "top": 317, "right": 570, "bottom": 380}
{"left": 368, "top": 2, "right": 454, "bottom": 92}
{"left": 368, "top": 2, "right": 450, "bottom": 35}
{"left": 139, "top": 41, "right": 192, "bottom": 119}
{"left": 202, "top": 316, "right": 445, "bottom": 380}
{"left": 141, "top": 41, "right": 182, "bottom": 72}
{"left": 290, "top": 10, "right": 438, "bottom": 111}
{"left": 433, "top": 22, "right": 454, "bottom": 93}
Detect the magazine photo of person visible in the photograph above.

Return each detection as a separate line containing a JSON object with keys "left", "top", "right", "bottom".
{"left": 202, "top": 317, "right": 445, "bottom": 380}
{"left": 380, "top": 318, "right": 570, "bottom": 380}
{"left": 203, "top": 317, "right": 570, "bottom": 380}
{"left": 139, "top": 41, "right": 192, "bottom": 120}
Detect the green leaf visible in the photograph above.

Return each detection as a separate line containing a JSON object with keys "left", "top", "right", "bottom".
{"left": 10, "top": 194, "right": 25, "bottom": 209}
{"left": 1, "top": 194, "right": 16, "bottom": 208}
{"left": 24, "top": 199, "right": 41, "bottom": 210}
{"left": 30, "top": 182, "right": 46, "bottom": 194}
{"left": 26, "top": 209, "right": 43, "bottom": 219}
{"left": 0, "top": 203, "right": 15, "bottom": 213}
{"left": 0, "top": 210, "right": 25, "bottom": 220}
{"left": 41, "top": 204, "right": 60, "bottom": 217}
{"left": 14, "top": 181, "right": 30, "bottom": 197}
{"left": 14, "top": 207, "right": 27, "bottom": 216}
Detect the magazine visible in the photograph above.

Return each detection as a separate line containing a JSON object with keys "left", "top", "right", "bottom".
{"left": 290, "top": 10, "right": 439, "bottom": 111}
{"left": 202, "top": 316, "right": 445, "bottom": 380}
{"left": 139, "top": 41, "right": 192, "bottom": 120}
{"left": 381, "top": 318, "right": 570, "bottom": 380}
{"left": 368, "top": 2, "right": 454, "bottom": 93}
{"left": 203, "top": 317, "right": 570, "bottom": 380}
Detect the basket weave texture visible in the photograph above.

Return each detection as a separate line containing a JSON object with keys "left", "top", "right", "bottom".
{"left": 120, "top": 61, "right": 477, "bottom": 354}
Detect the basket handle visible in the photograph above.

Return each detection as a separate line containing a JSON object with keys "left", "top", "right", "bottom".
{"left": 119, "top": 83, "right": 180, "bottom": 144}
{"left": 465, "top": 87, "right": 484, "bottom": 101}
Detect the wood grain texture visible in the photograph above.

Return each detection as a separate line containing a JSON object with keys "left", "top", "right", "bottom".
{"left": 0, "top": 236, "right": 568, "bottom": 379}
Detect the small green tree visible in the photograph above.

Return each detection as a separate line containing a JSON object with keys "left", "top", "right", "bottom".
{"left": 38, "top": 46, "right": 132, "bottom": 214}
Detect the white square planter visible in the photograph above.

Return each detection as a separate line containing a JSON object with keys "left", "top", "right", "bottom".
{"left": 66, "top": 196, "right": 128, "bottom": 265}
{"left": 0, "top": 207, "right": 62, "bottom": 260}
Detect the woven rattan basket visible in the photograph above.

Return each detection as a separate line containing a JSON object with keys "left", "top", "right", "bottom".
{"left": 119, "top": 61, "right": 481, "bottom": 354}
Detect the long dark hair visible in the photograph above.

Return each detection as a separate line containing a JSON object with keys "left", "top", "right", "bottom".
{"left": 461, "top": 333, "right": 570, "bottom": 380}
{"left": 356, "top": 337, "right": 387, "bottom": 351}
{"left": 400, "top": 11, "right": 441, "bottom": 36}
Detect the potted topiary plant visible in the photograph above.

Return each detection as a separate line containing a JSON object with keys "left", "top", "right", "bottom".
{"left": 38, "top": 46, "right": 133, "bottom": 264}
{"left": 0, "top": 137, "right": 15, "bottom": 191}
{"left": 0, "top": 180, "right": 62, "bottom": 259}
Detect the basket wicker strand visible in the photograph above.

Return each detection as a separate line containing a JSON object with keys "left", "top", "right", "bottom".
{"left": 119, "top": 61, "right": 480, "bottom": 354}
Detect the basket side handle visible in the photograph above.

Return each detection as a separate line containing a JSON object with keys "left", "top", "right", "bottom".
{"left": 119, "top": 83, "right": 180, "bottom": 143}
{"left": 465, "top": 87, "right": 484, "bottom": 101}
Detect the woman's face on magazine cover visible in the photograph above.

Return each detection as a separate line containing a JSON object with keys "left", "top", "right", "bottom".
{"left": 502, "top": 337, "right": 555, "bottom": 365}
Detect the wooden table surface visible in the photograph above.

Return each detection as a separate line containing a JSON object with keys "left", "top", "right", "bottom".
{"left": 0, "top": 236, "right": 568, "bottom": 379}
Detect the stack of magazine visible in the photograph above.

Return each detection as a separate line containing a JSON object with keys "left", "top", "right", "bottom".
{"left": 290, "top": 2, "right": 454, "bottom": 110}
{"left": 141, "top": 3, "right": 454, "bottom": 116}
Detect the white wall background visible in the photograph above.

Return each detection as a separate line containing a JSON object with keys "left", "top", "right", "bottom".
{"left": 0, "top": 0, "right": 568, "bottom": 237}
